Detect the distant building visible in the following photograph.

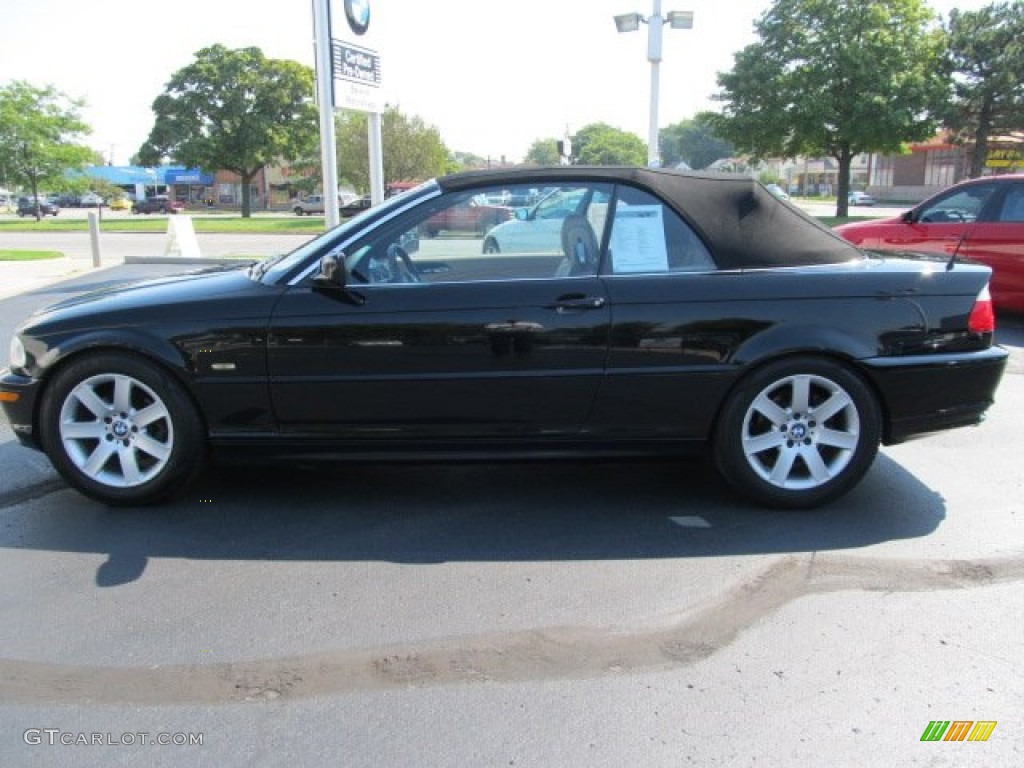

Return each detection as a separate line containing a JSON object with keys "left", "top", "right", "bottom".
{"left": 77, "top": 165, "right": 213, "bottom": 204}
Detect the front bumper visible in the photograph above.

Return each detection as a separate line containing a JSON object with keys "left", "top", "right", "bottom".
{"left": 0, "top": 369, "right": 43, "bottom": 450}
{"left": 860, "top": 346, "right": 1009, "bottom": 444}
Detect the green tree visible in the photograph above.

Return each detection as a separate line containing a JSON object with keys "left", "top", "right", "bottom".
{"left": 335, "top": 107, "right": 449, "bottom": 191}
{"left": 138, "top": 45, "right": 318, "bottom": 217}
{"left": 659, "top": 113, "right": 734, "bottom": 169}
{"left": 451, "top": 150, "right": 489, "bottom": 170}
{"left": 524, "top": 138, "right": 561, "bottom": 165}
{"left": 944, "top": 2, "right": 1024, "bottom": 178}
{"left": 570, "top": 123, "right": 646, "bottom": 166}
{"left": 712, "top": 0, "right": 948, "bottom": 215}
{"left": 0, "top": 81, "right": 94, "bottom": 219}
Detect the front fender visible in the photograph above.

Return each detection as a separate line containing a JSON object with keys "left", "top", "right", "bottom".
{"left": 24, "top": 327, "right": 192, "bottom": 382}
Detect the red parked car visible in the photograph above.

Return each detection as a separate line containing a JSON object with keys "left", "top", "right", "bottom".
{"left": 132, "top": 195, "right": 185, "bottom": 214}
{"left": 422, "top": 194, "right": 512, "bottom": 236}
{"left": 835, "top": 175, "right": 1024, "bottom": 313}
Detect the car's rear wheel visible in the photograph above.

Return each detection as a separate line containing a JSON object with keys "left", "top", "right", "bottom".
{"left": 39, "top": 354, "right": 206, "bottom": 506}
{"left": 713, "top": 357, "right": 880, "bottom": 509}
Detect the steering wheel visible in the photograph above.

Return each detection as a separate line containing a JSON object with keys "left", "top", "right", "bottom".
{"left": 386, "top": 243, "right": 421, "bottom": 283}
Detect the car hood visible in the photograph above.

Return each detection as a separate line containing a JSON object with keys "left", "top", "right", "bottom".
{"left": 21, "top": 264, "right": 283, "bottom": 335}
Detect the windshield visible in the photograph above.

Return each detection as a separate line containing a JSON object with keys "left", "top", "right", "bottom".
{"left": 250, "top": 180, "right": 440, "bottom": 284}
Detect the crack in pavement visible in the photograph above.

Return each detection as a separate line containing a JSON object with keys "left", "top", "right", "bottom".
{"left": 1, "top": 553, "right": 1021, "bottom": 705}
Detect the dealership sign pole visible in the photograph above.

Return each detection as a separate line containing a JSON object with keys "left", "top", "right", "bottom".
{"left": 324, "top": 1, "right": 387, "bottom": 211}
{"left": 313, "top": 0, "right": 341, "bottom": 228}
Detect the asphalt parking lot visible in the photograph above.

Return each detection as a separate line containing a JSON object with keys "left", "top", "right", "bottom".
{"left": 0, "top": 244, "right": 1021, "bottom": 766}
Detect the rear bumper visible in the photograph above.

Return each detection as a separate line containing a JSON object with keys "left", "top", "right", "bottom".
{"left": 860, "top": 347, "right": 1009, "bottom": 444}
{"left": 0, "top": 369, "right": 43, "bottom": 450}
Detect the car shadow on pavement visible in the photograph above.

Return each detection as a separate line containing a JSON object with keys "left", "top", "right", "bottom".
{"left": 1, "top": 455, "right": 945, "bottom": 587}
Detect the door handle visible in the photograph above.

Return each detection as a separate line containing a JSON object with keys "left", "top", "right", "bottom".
{"left": 553, "top": 295, "right": 606, "bottom": 313}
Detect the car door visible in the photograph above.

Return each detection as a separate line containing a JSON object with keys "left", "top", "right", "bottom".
{"left": 266, "top": 182, "right": 612, "bottom": 440}
{"left": 587, "top": 184, "right": 726, "bottom": 439}
{"left": 961, "top": 181, "right": 1024, "bottom": 311}
{"left": 879, "top": 181, "right": 1002, "bottom": 257}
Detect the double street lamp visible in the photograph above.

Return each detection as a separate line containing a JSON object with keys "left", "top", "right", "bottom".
{"left": 614, "top": 1, "right": 694, "bottom": 168}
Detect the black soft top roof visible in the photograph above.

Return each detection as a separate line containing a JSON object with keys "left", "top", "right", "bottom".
{"left": 437, "top": 166, "right": 861, "bottom": 270}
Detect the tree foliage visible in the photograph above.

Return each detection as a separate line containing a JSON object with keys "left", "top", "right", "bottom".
{"left": 138, "top": 45, "right": 318, "bottom": 216}
{"left": 712, "top": 0, "right": 948, "bottom": 215}
{"left": 450, "top": 150, "right": 489, "bottom": 171}
{"left": 0, "top": 81, "right": 94, "bottom": 219}
{"left": 524, "top": 138, "right": 561, "bottom": 166}
{"left": 944, "top": 1, "right": 1024, "bottom": 178}
{"left": 659, "top": 113, "right": 734, "bottom": 169}
{"left": 335, "top": 107, "right": 449, "bottom": 192}
{"left": 570, "top": 123, "right": 646, "bottom": 166}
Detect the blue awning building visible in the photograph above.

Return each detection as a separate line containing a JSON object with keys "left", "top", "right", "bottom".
{"left": 74, "top": 165, "right": 214, "bottom": 202}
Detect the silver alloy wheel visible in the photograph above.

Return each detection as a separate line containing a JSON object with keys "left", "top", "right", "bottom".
{"left": 58, "top": 372, "right": 174, "bottom": 488}
{"left": 740, "top": 373, "right": 860, "bottom": 491}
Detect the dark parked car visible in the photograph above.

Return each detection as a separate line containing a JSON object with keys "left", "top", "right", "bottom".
{"left": 340, "top": 195, "right": 372, "bottom": 217}
{"left": 132, "top": 195, "right": 185, "bottom": 214}
{"left": 16, "top": 196, "right": 59, "bottom": 217}
{"left": 1, "top": 167, "right": 1007, "bottom": 508}
{"left": 835, "top": 174, "right": 1024, "bottom": 312}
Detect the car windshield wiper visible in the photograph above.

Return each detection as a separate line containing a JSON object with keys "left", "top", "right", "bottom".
{"left": 248, "top": 253, "right": 286, "bottom": 281}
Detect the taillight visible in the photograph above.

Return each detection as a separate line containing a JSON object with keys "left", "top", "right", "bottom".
{"left": 968, "top": 283, "right": 995, "bottom": 334}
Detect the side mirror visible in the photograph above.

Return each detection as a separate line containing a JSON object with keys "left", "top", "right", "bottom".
{"left": 900, "top": 209, "right": 916, "bottom": 224}
{"left": 515, "top": 208, "right": 529, "bottom": 221}
{"left": 313, "top": 249, "right": 347, "bottom": 289}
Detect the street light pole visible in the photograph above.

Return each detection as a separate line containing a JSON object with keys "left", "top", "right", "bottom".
{"left": 614, "top": 2, "right": 693, "bottom": 168}
{"left": 646, "top": 0, "right": 664, "bottom": 169}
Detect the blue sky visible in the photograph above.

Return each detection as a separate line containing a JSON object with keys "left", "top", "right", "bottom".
{"left": 0, "top": 0, "right": 992, "bottom": 164}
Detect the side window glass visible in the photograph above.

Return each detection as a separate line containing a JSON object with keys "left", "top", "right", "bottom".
{"left": 346, "top": 183, "right": 612, "bottom": 284}
{"left": 608, "top": 187, "right": 714, "bottom": 274}
{"left": 996, "top": 186, "right": 1024, "bottom": 223}
{"left": 919, "top": 184, "right": 996, "bottom": 223}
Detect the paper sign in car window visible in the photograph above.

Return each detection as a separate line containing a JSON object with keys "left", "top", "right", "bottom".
{"left": 610, "top": 205, "right": 669, "bottom": 273}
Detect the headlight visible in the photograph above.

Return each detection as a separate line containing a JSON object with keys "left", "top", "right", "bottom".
{"left": 9, "top": 335, "right": 26, "bottom": 369}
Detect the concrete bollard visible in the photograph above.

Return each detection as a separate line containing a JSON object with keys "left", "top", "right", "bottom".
{"left": 87, "top": 211, "right": 102, "bottom": 268}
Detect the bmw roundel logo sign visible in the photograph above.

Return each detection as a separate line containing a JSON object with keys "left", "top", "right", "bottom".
{"left": 344, "top": 0, "right": 370, "bottom": 35}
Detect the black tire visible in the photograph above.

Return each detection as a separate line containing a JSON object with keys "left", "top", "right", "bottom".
{"left": 39, "top": 353, "right": 206, "bottom": 506}
{"left": 482, "top": 237, "right": 500, "bottom": 254}
{"left": 713, "top": 357, "right": 880, "bottom": 509}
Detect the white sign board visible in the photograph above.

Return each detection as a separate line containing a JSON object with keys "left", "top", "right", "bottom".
{"left": 329, "top": 0, "right": 384, "bottom": 113}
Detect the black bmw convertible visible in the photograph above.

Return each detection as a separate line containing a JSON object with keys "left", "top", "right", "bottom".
{"left": 0, "top": 167, "right": 1008, "bottom": 508}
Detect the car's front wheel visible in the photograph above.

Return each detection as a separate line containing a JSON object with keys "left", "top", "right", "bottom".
{"left": 713, "top": 357, "right": 880, "bottom": 509}
{"left": 482, "top": 237, "right": 500, "bottom": 254}
{"left": 39, "top": 354, "right": 206, "bottom": 506}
